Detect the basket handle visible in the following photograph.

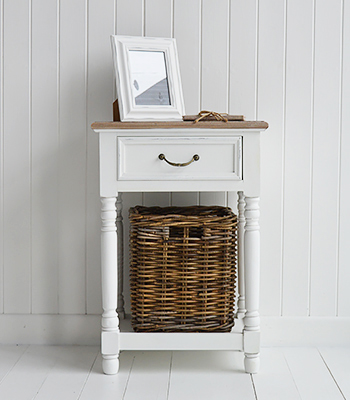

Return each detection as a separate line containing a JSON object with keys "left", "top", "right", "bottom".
{"left": 158, "top": 153, "right": 200, "bottom": 167}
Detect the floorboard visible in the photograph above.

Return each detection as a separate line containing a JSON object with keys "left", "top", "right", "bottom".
{"left": 122, "top": 351, "right": 172, "bottom": 400}
{"left": 168, "top": 351, "right": 256, "bottom": 400}
{"left": 252, "top": 348, "right": 301, "bottom": 400}
{"left": 33, "top": 346, "right": 99, "bottom": 400}
{"left": 282, "top": 347, "right": 345, "bottom": 400}
{"left": 0, "top": 346, "right": 94, "bottom": 400}
{"left": 318, "top": 347, "right": 350, "bottom": 399}
{"left": 0, "top": 345, "right": 29, "bottom": 384}
{"left": 79, "top": 352, "right": 135, "bottom": 400}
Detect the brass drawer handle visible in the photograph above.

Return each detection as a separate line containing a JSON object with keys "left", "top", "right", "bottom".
{"left": 158, "top": 153, "right": 200, "bottom": 167}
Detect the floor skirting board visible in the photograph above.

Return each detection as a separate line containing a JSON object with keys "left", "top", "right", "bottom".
{"left": 0, "top": 314, "right": 101, "bottom": 345}
{"left": 261, "top": 317, "right": 350, "bottom": 347}
{"left": 0, "top": 315, "right": 349, "bottom": 346}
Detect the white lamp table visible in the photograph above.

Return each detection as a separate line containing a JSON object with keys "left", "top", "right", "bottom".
{"left": 91, "top": 120, "right": 268, "bottom": 375}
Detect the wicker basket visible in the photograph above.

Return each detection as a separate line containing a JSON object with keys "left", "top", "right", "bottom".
{"left": 129, "top": 205, "right": 238, "bottom": 332}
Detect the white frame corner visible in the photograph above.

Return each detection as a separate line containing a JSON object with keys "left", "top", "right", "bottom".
{"left": 111, "top": 35, "right": 185, "bottom": 121}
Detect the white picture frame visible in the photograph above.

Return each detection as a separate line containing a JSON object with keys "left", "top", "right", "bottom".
{"left": 111, "top": 35, "right": 185, "bottom": 121}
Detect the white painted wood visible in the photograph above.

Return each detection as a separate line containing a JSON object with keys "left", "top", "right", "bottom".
{"left": 257, "top": 0, "right": 285, "bottom": 316}
{"left": 31, "top": 346, "right": 98, "bottom": 400}
{"left": 86, "top": 0, "right": 115, "bottom": 315}
{"left": 79, "top": 352, "right": 134, "bottom": 400}
{"left": 122, "top": 351, "right": 171, "bottom": 400}
{"left": 229, "top": 0, "right": 258, "bottom": 120}
{"left": 310, "top": 0, "right": 342, "bottom": 316}
{"left": 144, "top": 0, "right": 172, "bottom": 38}
{"left": 243, "top": 197, "right": 260, "bottom": 373}
{"left": 171, "top": 192, "right": 198, "bottom": 206}
{"left": 338, "top": 0, "right": 350, "bottom": 317}
{"left": 143, "top": 192, "right": 171, "bottom": 207}
{"left": 318, "top": 347, "right": 350, "bottom": 399}
{"left": 101, "top": 197, "right": 120, "bottom": 374}
{"left": 227, "top": 192, "right": 238, "bottom": 214}
{"left": 0, "top": 346, "right": 94, "bottom": 400}
{"left": 118, "top": 136, "right": 242, "bottom": 181}
{"left": 282, "top": 0, "right": 313, "bottom": 317}
{"left": 0, "top": 345, "right": 28, "bottom": 383}
{"left": 3, "top": 0, "right": 31, "bottom": 314}
{"left": 260, "top": 316, "right": 350, "bottom": 347}
{"left": 0, "top": 0, "right": 4, "bottom": 315}
{"left": 58, "top": 0, "right": 87, "bottom": 314}
{"left": 0, "top": 314, "right": 99, "bottom": 345}
{"left": 201, "top": 0, "right": 229, "bottom": 112}
{"left": 199, "top": 192, "right": 226, "bottom": 207}
{"left": 252, "top": 348, "right": 301, "bottom": 400}
{"left": 174, "top": 0, "right": 201, "bottom": 115}
{"left": 282, "top": 347, "right": 345, "bottom": 399}
{"left": 168, "top": 351, "right": 256, "bottom": 400}
{"left": 116, "top": 0, "right": 144, "bottom": 37}
{"left": 31, "top": 0, "right": 59, "bottom": 315}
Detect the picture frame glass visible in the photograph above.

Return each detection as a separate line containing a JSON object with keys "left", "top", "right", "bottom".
{"left": 129, "top": 50, "right": 171, "bottom": 106}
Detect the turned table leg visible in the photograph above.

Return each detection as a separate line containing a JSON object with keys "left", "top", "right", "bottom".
{"left": 243, "top": 196, "right": 260, "bottom": 374}
{"left": 101, "top": 196, "right": 120, "bottom": 374}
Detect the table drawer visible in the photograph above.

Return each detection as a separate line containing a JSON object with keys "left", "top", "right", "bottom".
{"left": 117, "top": 136, "right": 242, "bottom": 181}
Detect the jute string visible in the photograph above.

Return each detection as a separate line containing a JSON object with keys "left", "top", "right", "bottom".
{"left": 194, "top": 110, "right": 228, "bottom": 123}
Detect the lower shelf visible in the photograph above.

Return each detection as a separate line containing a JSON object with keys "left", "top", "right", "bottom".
{"left": 102, "top": 315, "right": 244, "bottom": 354}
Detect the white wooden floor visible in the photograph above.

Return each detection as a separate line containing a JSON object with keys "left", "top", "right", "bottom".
{"left": 0, "top": 346, "right": 349, "bottom": 400}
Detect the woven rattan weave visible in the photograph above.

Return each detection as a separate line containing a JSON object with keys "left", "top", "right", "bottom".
{"left": 129, "top": 205, "right": 238, "bottom": 332}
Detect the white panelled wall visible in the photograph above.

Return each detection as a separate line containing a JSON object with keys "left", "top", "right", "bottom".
{"left": 0, "top": 0, "right": 350, "bottom": 345}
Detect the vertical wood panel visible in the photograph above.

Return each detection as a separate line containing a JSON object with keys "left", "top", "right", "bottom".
{"left": 86, "top": 0, "right": 115, "bottom": 314}
{"left": 282, "top": 0, "right": 313, "bottom": 316}
{"left": 0, "top": 0, "right": 4, "bottom": 313}
{"left": 229, "top": 0, "right": 257, "bottom": 119}
{"left": 227, "top": 192, "right": 238, "bottom": 214}
{"left": 199, "top": 192, "right": 226, "bottom": 207}
{"left": 58, "top": 0, "right": 87, "bottom": 314}
{"left": 144, "top": 0, "right": 172, "bottom": 38}
{"left": 3, "top": 0, "right": 31, "bottom": 313}
{"left": 116, "top": 0, "right": 143, "bottom": 36}
{"left": 338, "top": 0, "right": 350, "bottom": 316}
{"left": 143, "top": 192, "right": 170, "bottom": 207}
{"left": 171, "top": 192, "right": 198, "bottom": 206}
{"left": 31, "top": 0, "right": 59, "bottom": 314}
{"left": 201, "top": 0, "right": 229, "bottom": 111}
{"left": 174, "top": 0, "right": 201, "bottom": 115}
{"left": 257, "top": 0, "right": 285, "bottom": 316}
{"left": 310, "top": 0, "right": 342, "bottom": 316}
